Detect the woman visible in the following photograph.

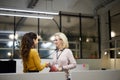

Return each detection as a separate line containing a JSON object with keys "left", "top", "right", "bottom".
{"left": 20, "top": 32, "right": 48, "bottom": 72}
{"left": 49, "top": 32, "right": 77, "bottom": 80}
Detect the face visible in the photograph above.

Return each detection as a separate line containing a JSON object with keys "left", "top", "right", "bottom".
{"left": 33, "top": 35, "right": 40, "bottom": 45}
{"left": 54, "top": 36, "right": 62, "bottom": 48}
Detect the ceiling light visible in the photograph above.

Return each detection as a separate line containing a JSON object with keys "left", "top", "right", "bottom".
{"left": 7, "top": 52, "right": 12, "bottom": 57}
{"left": 0, "top": 8, "right": 59, "bottom": 15}
{"left": 0, "top": 13, "right": 53, "bottom": 19}
{"left": 9, "top": 34, "right": 18, "bottom": 40}
{"left": 111, "top": 31, "right": 116, "bottom": 37}
{"left": 0, "top": 8, "right": 58, "bottom": 19}
{"left": 104, "top": 51, "right": 108, "bottom": 55}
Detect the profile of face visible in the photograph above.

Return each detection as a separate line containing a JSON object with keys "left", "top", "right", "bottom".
{"left": 33, "top": 35, "right": 41, "bottom": 45}
{"left": 54, "top": 36, "right": 62, "bottom": 48}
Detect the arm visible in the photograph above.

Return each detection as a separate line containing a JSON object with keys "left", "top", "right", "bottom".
{"left": 32, "top": 49, "right": 47, "bottom": 71}
{"left": 63, "top": 49, "right": 77, "bottom": 70}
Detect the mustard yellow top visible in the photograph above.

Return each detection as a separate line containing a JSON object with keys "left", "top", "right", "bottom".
{"left": 23, "top": 49, "right": 46, "bottom": 72}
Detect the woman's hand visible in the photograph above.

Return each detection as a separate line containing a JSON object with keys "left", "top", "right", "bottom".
{"left": 57, "top": 67, "right": 63, "bottom": 71}
{"left": 49, "top": 65, "right": 58, "bottom": 72}
{"left": 45, "top": 62, "right": 50, "bottom": 68}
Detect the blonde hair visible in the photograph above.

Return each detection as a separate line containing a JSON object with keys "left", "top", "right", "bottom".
{"left": 54, "top": 32, "right": 69, "bottom": 48}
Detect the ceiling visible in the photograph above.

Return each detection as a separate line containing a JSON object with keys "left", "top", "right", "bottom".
{"left": 0, "top": 0, "right": 119, "bottom": 36}
{"left": 0, "top": 0, "right": 115, "bottom": 14}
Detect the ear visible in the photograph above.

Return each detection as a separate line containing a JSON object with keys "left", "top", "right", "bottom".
{"left": 33, "top": 39, "right": 35, "bottom": 42}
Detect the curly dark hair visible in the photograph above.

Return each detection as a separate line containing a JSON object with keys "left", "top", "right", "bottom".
{"left": 20, "top": 32, "right": 37, "bottom": 61}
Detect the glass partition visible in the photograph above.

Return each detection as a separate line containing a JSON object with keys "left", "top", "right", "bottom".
{"left": 60, "top": 13, "right": 100, "bottom": 59}
{"left": 38, "top": 16, "right": 59, "bottom": 59}
{"left": 0, "top": 12, "right": 100, "bottom": 59}
{"left": 82, "top": 18, "right": 99, "bottom": 59}
{"left": 0, "top": 15, "right": 59, "bottom": 59}
{"left": 108, "top": 6, "right": 120, "bottom": 58}
{"left": 61, "top": 15, "right": 80, "bottom": 58}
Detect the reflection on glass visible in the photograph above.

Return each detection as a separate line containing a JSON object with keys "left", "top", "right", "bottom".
{"left": 82, "top": 18, "right": 98, "bottom": 59}
{"left": 0, "top": 12, "right": 100, "bottom": 59}
{"left": 39, "top": 41, "right": 56, "bottom": 59}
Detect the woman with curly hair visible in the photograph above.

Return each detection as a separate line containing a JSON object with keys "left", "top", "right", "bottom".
{"left": 20, "top": 32, "right": 48, "bottom": 72}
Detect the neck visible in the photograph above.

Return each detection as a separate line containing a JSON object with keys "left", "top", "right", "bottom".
{"left": 57, "top": 47, "right": 64, "bottom": 51}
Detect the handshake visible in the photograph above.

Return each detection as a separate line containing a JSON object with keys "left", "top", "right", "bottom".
{"left": 45, "top": 62, "right": 63, "bottom": 72}
{"left": 45, "top": 62, "right": 50, "bottom": 68}
{"left": 49, "top": 65, "right": 63, "bottom": 72}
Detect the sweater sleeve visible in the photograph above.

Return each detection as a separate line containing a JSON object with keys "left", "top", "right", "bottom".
{"left": 32, "top": 49, "right": 46, "bottom": 71}
{"left": 63, "top": 49, "right": 77, "bottom": 70}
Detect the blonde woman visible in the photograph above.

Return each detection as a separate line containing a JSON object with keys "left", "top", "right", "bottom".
{"left": 49, "top": 32, "right": 77, "bottom": 80}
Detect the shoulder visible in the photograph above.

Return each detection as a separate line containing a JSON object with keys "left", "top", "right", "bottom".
{"left": 64, "top": 48, "right": 72, "bottom": 52}
{"left": 31, "top": 49, "right": 37, "bottom": 52}
{"left": 30, "top": 49, "right": 38, "bottom": 55}
{"left": 64, "top": 48, "right": 72, "bottom": 54}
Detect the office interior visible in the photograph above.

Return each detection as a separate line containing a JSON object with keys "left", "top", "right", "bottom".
{"left": 0, "top": 0, "right": 120, "bottom": 80}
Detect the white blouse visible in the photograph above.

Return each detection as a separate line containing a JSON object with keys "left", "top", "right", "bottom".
{"left": 50, "top": 48, "right": 77, "bottom": 78}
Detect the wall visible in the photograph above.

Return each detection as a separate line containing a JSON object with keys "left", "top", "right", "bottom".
{"left": 0, "top": 72, "right": 66, "bottom": 80}
{"left": 71, "top": 70, "right": 120, "bottom": 80}
{"left": 97, "top": 0, "right": 120, "bottom": 70}
{"left": 1, "top": 58, "right": 120, "bottom": 73}
{"left": 0, "top": 70, "right": 120, "bottom": 80}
